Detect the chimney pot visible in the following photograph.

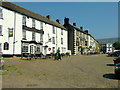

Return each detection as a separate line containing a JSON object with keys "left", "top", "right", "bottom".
{"left": 56, "top": 19, "right": 60, "bottom": 24}
{"left": 46, "top": 15, "right": 50, "bottom": 19}
{"left": 73, "top": 23, "right": 76, "bottom": 26}
{"left": 80, "top": 26, "right": 83, "bottom": 30}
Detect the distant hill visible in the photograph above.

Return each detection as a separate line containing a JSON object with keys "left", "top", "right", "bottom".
{"left": 97, "top": 37, "right": 119, "bottom": 44}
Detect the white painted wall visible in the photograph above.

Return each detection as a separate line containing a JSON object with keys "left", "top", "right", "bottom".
{"left": 43, "top": 23, "right": 68, "bottom": 55}
{"left": 1, "top": 6, "right": 68, "bottom": 56}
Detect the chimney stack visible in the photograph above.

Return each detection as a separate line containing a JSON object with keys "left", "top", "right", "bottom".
{"left": 46, "top": 15, "right": 50, "bottom": 19}
{"left": 80, "top": 26, "right": 83, "bottom": 30}
{"left": 73, "top": 23, "right": 76, "bottom": 26}
{"left": 64, "top": 17, "right": 69, "bottom": 24}
{"left": 84, "top": 30, "right": 88, "bottom": 33}
{"left": 56, "top": 19, "right": 60, "bottom": 24}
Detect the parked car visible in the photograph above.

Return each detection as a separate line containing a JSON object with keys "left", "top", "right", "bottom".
{"left": 114, "top": 63, "right": 120, "bottom": 76}
{"left": 107, "top": 52, "right": 113, "bottom": 56}
{"left": 109, "top": 51, "right": 120, "bottom": 57}
{"left": 113, "top": 56, "right": 120, "bottom": 64}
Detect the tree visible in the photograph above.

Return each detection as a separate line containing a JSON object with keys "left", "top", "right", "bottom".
{"left": 113, "top": 41, "right": 120, "bottom": 50}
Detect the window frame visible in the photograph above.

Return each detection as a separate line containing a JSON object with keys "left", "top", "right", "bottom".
{"left": 32, "top": 32, "right": 36, "bottom": 41}
{"left": 22, "top": 29, "right": 26, "bottom": 40}
{"left": 32, "top": 19, "right": 35, "bottom": 28}
{"left": 52, "top": 37, "right": 55, "bottom": 44}
{"left": 22, "top": 16, "right": 26, "bottom": 26}
{"left": 40, "top": 22, "right": 43, "bottom": 30}
{"left": 61, "top": 29, "right": 63, "bottom": 35}
{"left": 0, "top": 25, "right": 2, "bottom": 36}
{"left": 4, "top": 42, "right": 9, "bottom": 50}
{"left": 22, "top": 46, "right": 28, "bottom": 53}
{"left": 61, "top": 38, "right": 63, "bottom": 44}
{"left": 0, "top": 8, "right": 3, "bottom": 19}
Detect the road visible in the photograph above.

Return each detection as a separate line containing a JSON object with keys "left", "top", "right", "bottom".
{"left": 2, "top": 54, "right": 120, "bottom": 88}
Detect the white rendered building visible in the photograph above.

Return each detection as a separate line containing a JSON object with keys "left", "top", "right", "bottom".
{"left": 0, "top": 2, "right": 68, "bottom": 57}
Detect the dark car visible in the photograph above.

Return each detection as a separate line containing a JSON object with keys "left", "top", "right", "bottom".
{"left": 113, "top": 57, "right": 120, "bottom": 64}
{"left": 114, "top": 63, "right": 120, "bottom": 76}
{"left": 110, "top": 51, "right": 120, "bottom": 57}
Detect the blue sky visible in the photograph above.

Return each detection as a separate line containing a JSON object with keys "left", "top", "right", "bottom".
{"left": 14, "top": 2, "right": 118, "bottom": 39}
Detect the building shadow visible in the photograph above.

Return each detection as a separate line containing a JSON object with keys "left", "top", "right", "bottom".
{"left": 106, "top": 64, "right": 115, "bottom": 66}
{"left": 103, "top": 73, "right": 120, "bottom": 80}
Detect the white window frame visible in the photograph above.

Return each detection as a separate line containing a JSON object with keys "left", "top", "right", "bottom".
{"left": 40, "top": 21, "right": 43, "bottom": 30}
{"left": 32, "top": 19, "right": 35, "bottom": 28}
{"left": 32, "top": 32, "right": 36, "bottom": 41}
{"left": 22, "top": 46, "right": 28, "bottom": 53}
{"left": 22, "top": 29, "right": 26, "bottom": 39}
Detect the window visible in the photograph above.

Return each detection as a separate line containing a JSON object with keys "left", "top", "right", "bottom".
{"left": 22, "top": 46, "right": 28, "bottom": 52}
{"left": 32, "top": 32, "right": 35, "bottom": 41}
{"left": 22, "top": 30, "right": 26, "bottom": 40}
{"left": 0, "top": 25, "right": 2, "bottom": 35}
{"left": 61, "top": 29, "right": 63, "bottom": 35}
{"left": 61, "top": 38, "right": 63, "bottom": 44}
{"left": 52, "top": 37, "right": 55, "bottom": 44}
{"left": 52, "top": 47, "right": 55, "bottom": 53}
{"left": 40, "top": 34, "right": 43, "bottom": 43}
{"left": 0, "top": 9, "right": 3, "bottom": 19}
{"left": 0, "top": 43, "right": 1, "bottom": 52}
{"left": 40, "top": 22, "right": 43, "bottom": 30}
{"left": 85, "top": 41, "right": 88, "bottom": 46}
{"left": 8, "top": 28, "right": 13, "bottom": 37}
{"left": 30, "top": 46, "right": 34, "bottom": 54}
{"left": 22, "top": 16, "right": 26, "bottom": 25}
{"left": 32, "top": 19, "right": 35, "bottom": 28}
{"left": 36, "top": 47, "right": 40, "bottom": 52}
{"left": 4, "top": 42, "right": 9, "bottom": 50}
{"left": 53, "top": 26, "right": 55, "bottom": 34}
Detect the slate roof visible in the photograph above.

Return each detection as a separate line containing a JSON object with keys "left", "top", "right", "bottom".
{"left": 1, "top": 1, "right": 66, "bottom": 30}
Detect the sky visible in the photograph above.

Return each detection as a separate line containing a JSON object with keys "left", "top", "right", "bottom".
{"left": 13, "top": 2, "right": 118, "bottom": 39}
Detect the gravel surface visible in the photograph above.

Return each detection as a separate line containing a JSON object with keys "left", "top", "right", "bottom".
{"left": 2, "top": 54, "right": 120, "bottom": 88}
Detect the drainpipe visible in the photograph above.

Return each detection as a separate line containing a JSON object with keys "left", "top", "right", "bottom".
{"left": 56, "top": 27, "right": 58, "bottom": 52}
{"left": 13, "top": 12, "right": 16, "bottom": 57}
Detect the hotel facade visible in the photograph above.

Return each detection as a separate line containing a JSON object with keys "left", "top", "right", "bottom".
{"left": 0, "top": 2, "right": 68, "bottom": 57}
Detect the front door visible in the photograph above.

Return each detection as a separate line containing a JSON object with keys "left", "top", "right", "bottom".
{"left": 30, "top": 45, "right": 34, "bottom": 55}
